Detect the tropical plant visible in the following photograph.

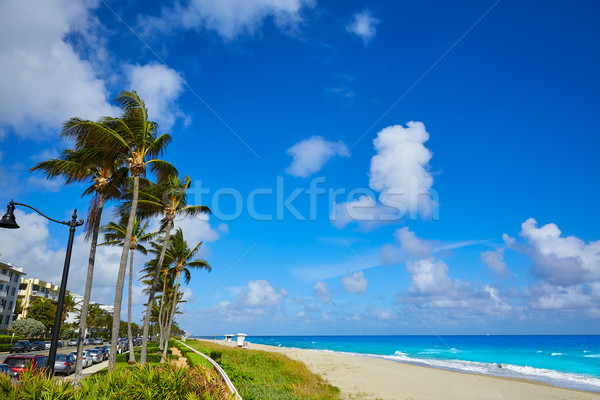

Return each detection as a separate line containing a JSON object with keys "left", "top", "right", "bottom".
{"left": 100, "top": 215, "right": 155, "bottom": 363}
{"left": 7, "top": 318, "right": 45, "bottom": 338}
{"left": 132, "top": 174, "right": 210, "bottom": 364}
{"left": 158, "top": 228, "right": 211, "bottom": 361}
{"left": 61, "top": 90, "right": 176, "bottom": 370}
{"left": 31, "top": 141, "right": 127, "bottom": 381}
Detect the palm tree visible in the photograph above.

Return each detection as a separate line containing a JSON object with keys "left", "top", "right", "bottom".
{"left": 60, "top": 293, "right": 80, "bottom": 325}
{"left": 100, "top": 216, "right": 155, "bottom": 363}
{"left": 133, "top": 174, "right": 210, "bottom": 364}
{"left": 159, "top": 228, "right": 211, "bottom": 362}
{"left": 62, "top": 90, "right": 176, "bottom": 370}
{"left": 30, "top": 146, "right": 126, "bottom": 380}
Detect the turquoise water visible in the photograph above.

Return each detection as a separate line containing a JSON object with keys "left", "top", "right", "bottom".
{"left": 202, "top": 335, "right": 600, "bottom": 392}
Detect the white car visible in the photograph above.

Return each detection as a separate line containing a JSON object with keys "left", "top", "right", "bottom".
{"left": 69, "top": 350, "right": 93, "bottom": 368}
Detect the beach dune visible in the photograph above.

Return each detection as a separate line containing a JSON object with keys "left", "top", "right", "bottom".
{"left": 246, "top": 342, "right": 600, "bottom": 400}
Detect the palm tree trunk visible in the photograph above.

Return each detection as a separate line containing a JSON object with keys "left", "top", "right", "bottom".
{"left": 158, "top": 278, "right": 167, "bottom": 351}
{"left": 109, "top": 174, "right": 140, "bottom": 370}
{"left": 127, "top": 250, "right": 136, "bottom": 364}
{"left": 140, "top": 218, "right": 173, "bottom": 365}
{"left": 74, "top": 194, "right": 104, "bottom": 383}
{"left": 161, "top": 271, "right": 181, "bottom": 362}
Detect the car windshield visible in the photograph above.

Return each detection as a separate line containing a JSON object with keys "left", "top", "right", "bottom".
{"left": 4, "top": 358, "right": 30, "bottom": 369}
{"left": 55, "top": 355, "right": 69, "bottom": 360}
{"left": 15, "top": 341, "right": 28, "bottom": 345}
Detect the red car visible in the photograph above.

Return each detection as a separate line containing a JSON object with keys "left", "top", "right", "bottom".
{"left": 3, "top": 354, "right": 49, "bottom": 376}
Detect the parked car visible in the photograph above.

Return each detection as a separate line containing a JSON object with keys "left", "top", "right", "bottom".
{"left": 86, "top": 349, "right": 102, "bottom": 364}
{"left": 53, "top": 354, "right": 75, "bottom": 375}
{"left": 30, "top": 341, "right": 46, "bottom": 351}
{"left": 3, "top": 354, "right": 49, "bottom": 375}
{"left": 93, "top": 338, "right": 103, "bottom": 345}
{"left": 10, "top": 340, "right": 32, "bottom": 353}
{"left": 83, "top": 338, "right": 93, "bottom": 345}
{"left": 44, "top": 341, "right": 51, "bottom": 350}
{"left": 0, "top": 363, "right": 19, "bottom": 380}
{"left": 67, "top": 339, "right": 78, "bottom": 346}
{"left": 94, "top": 346, "right": 109, "bottom": 360}
{"left": 69, "top": 350, "right": 93, "bottom": 368}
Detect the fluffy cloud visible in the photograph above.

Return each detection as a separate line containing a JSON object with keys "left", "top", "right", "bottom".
{"left": 313, "top": 281, "right": 332, "bottom": 304}
{"left": 346, "top": 10, "right": 380, "bottom": 45}
{"left": 369, "top": 122, "right": 435, "bottom": 217}
{"left": 127, "top": 63, "right": 187, "bottom": 131}
{"left": 238, "top": 280, "right": 288, "bottom": 307}
{"left": 481, "top": 248, "right": 509, "bottom": 277}
{"left": 406, "top": 258, "right": 453, "bottom": 296}
{"left": 140, "top": 0, "right": 314, "bottom": 41}
{"left": 331, "top": 122, "right": 436, "bottom": 229}
{"left": 286, "top": 136, "right": 348, "bottom": 178}
{"left": 0, "top": 0, "right": 117, "bottom": 136}
{"left": 341, "top": 271, "right": 367, "bottom": 294}
{"left": 506, "top": 218, "right": 600, "bottom": 285}
{"left": 395, "top": 227, "right": 433, "bottom": 259}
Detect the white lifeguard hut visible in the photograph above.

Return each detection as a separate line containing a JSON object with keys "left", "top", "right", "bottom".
{"left": 236, "top": 333, "right": 247, "bottom": 347}
{"left": 225, "top": 334, "right": 235, "bottom": 343}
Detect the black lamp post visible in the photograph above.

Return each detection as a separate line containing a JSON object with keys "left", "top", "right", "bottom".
{"left": 0, "top": 200, "right": 83, "bottom": 374}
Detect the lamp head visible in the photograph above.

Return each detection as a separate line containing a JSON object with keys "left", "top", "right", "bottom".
{"left": 0, "top": 201, "right": 19, "bottom": 229}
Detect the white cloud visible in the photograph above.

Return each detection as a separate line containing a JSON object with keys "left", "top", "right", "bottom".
{"left": 238, "top": 280, "right": 288, "bottom": 307}
{"left": 369, "top": 122, "right": 435, "bottom": 217}
{"left": 127, "top": 63, "right": 187, "bottom": 131}
{"left": 0, "top": 0, "right": 117, "bottom": 136}
{"left": 341, "top": 271, "right": 367, "bottom": 294}
{"left": 506, "top": 218, "right": 600, "bottom": 285}
{"left": 331, "top": 121, "right": 436, "bottom": 229}
{"left": 481, "top": 248, "right": 509, "bottom": 277}
{"left": 330, "top": 195, "right": 386, "bottom": 230}
{"left": 346, "top": 10, "right": 380, "bottom": 45}
{"left": 286, "top": 136, "right": 348, "bottom": 177}
{"left": 406, "top": 258, "right": 453, "bottom": 296}
{"left": 313, "top": 281, "right": 332, "bottom": 304}
{"left": 140, "top": 0, "right": 314, "bottom": 41}
{"left": 395, "top": 227, "right": 433, "bottom": 259}
{"left": 528, "top": 282, "right": 595, "bottom": 311}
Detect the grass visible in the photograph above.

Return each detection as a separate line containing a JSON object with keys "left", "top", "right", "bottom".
{"left": 176, "top": 340, "right": 342, "bottom": 400}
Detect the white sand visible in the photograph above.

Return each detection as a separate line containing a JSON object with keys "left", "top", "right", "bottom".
{"left": 232, "top": 341, "right": 600, "bottom": 400}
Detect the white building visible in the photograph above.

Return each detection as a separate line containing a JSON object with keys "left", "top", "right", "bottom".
{"left": 0, "top": 261, "right": 26, "bottom": 332}
{"left": 65, "top": 292, "right": 114, "bottom": 325}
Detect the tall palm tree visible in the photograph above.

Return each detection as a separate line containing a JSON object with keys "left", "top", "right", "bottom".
{"left": 62, "top": 90, "right": 176, "bottom": 370}
{"left": 159, "top": 228, "right": 211, "bottom": 362}
{"left": 133, "top": 175, "right": 210, "bottom": 364}
{"left": 100, "top": 216, "right": 155, "bottom": 363}
{"left": 31, "top": 145, "right": 127, "bottom": 380}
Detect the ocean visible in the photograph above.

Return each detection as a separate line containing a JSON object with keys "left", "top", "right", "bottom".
{"left": 206, "top": 335, "right": 600, "bottom": 393}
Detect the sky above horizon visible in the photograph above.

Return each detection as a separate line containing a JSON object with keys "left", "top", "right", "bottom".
{"left": 0, "top": 0, "right": 599, "bottom": 336}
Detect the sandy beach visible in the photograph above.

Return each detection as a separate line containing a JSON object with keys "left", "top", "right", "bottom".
{"left": 235, "top": 341, "right": 600, "bottom": 400}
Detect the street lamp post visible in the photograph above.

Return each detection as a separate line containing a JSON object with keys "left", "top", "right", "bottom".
{"left": 0, "top": 200, "right": 83, "bottom": 374}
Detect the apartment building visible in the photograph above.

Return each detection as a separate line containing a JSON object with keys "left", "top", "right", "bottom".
{"left": 0, "top": 261, "right": 26, "bottom": 332}
{"left": 17, "top": 278, "right": 60, "bottom": 319}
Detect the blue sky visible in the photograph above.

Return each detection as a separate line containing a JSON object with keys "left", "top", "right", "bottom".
{"left": 1, "top": 0, "right": 599, "bottom": 336}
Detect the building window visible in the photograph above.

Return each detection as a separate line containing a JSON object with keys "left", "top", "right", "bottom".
{"left": 11, "top": 287, "right": 16, "bottom": 296}
{"left": 0, "top": 269, "right": 7, "bottom": 275}
{"left": 33, "top": 285, "right": 39, "bottom": 291}
{"left": 9, "top": 301, "right": 13, "bottom": 309}
{"left": 14, "top": 274, "right": 18, "bottom": 282}
{"left": 4, "top": 315, "right": 9, "bottom": 325}
{"left": 0, "top": 284, "right": 3, "bottom": 291}
{"left": 19, "top": 283, "right": 27, "bottom": 290}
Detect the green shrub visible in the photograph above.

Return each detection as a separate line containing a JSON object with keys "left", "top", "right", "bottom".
{"left": 0, "top": 363, "right": 234, "bottom": 400}
{"left": 0, "top": 335, "right": 21, "bottom": 344}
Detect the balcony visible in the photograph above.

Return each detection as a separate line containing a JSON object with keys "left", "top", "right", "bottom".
{"left": 0, "top": 291, "right": 7, "bottom": 298}
{"left": 0, "top": 274, "right": 9, "bottom": 282}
